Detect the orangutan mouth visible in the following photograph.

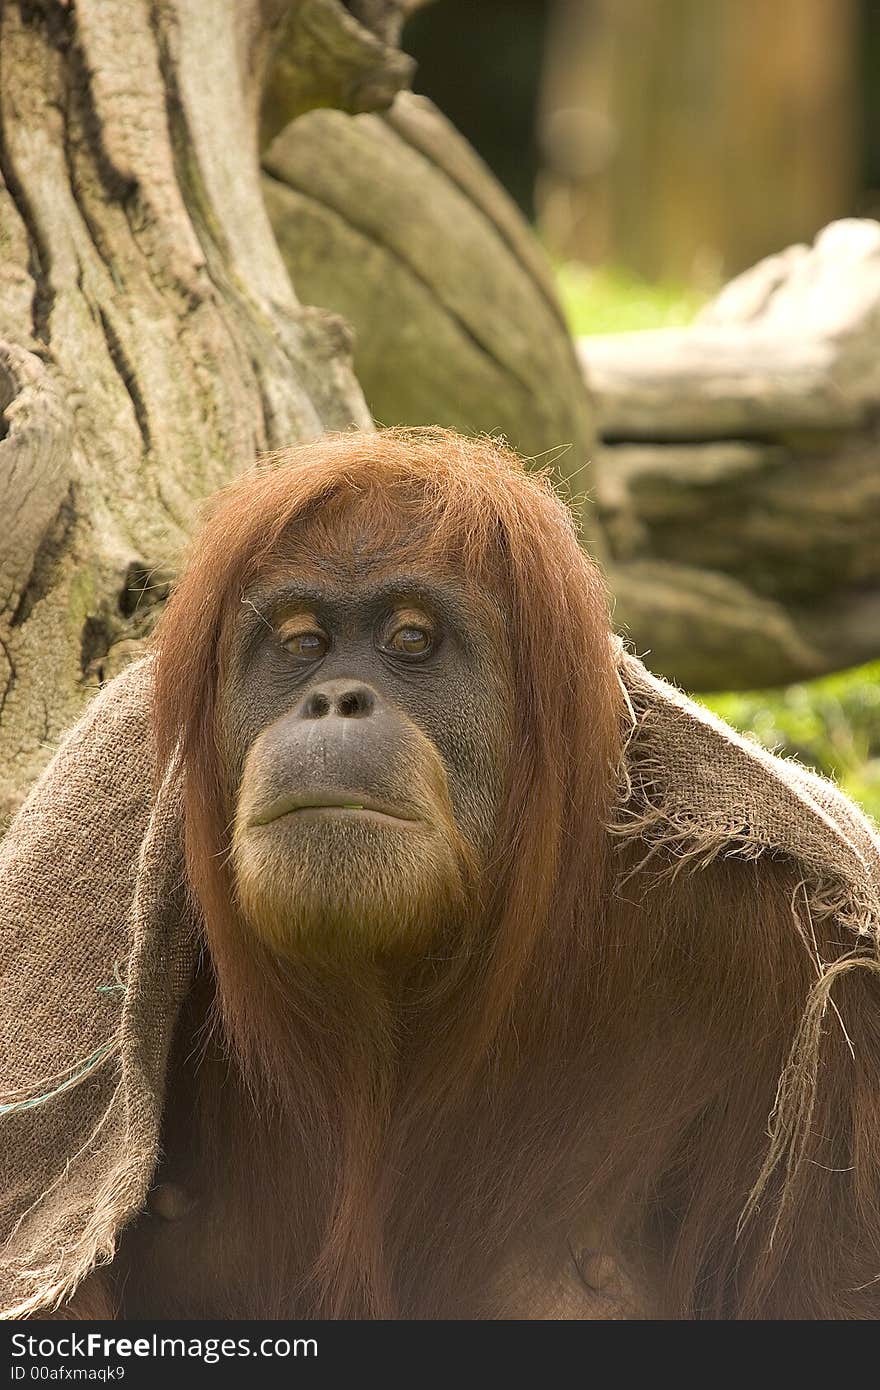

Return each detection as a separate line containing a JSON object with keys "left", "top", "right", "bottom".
{"left": 250, "top": 792, "right": 420, "bottom": 828}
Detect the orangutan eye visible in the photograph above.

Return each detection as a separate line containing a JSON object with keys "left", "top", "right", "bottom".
{"left": 387, "top": 624, "right": 433, "bottom": 658}
{"left": 280, "top": 629, "right": 328, "bottom": 662}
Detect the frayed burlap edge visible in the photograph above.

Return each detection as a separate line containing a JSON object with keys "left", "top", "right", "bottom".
{"left": 2, "top": 754, "right": 194, "bottom": 1319}
{"left": 612, "top": 647, "right": 880, "bottom": 1245}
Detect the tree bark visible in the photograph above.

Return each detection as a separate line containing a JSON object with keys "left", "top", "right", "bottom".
{"left": 582, "top": 220, "right": 880, "bottom": 689}
{"left": 0, "top": 0, "right": 414, "bottom": 820}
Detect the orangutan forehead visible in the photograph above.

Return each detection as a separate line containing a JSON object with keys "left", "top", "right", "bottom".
{"left": 263, "top": 480, "right": 481, "bottom": 573}
{"left": 262, "top": 531, "right": 445, "bottom": 583}
{"left": 241, "top": 569, "right": 476, "bottom": 628}
{"left": 249, "top": 497, "right": 480, "bottom": 598}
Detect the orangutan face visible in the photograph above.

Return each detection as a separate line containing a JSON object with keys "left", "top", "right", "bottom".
{"left": 222, "top": 549, "right": 510, "bottom": 958}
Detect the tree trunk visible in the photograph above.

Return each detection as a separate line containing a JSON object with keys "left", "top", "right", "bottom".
{"left": 583, "top": 220, "right": 880, "bottom": 689}
{"left": 0, "top": 0, "right": 413, "bottom": 819}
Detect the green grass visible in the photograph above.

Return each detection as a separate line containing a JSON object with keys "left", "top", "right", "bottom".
{"left": 703, "top": 669, "right": 880, "bottom": 823}
{"left": 556, "top": 262, "right": 706, "bottom": 337}
{"left": 556, "top": 261, "right": 880, "bottom": 821}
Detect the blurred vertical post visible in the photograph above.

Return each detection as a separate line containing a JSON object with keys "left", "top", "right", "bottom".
{"left": 538, "top": 0, "right": 860, "bottom": 283}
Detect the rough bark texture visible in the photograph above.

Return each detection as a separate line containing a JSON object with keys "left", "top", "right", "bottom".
{"left": 582, "top": 220, "right": 880, "bottom": 689}
{"left": 261, "top": 92, "right": 599, "bottom": 541}
{"left": 0, "top": 0, "right": 415, "bottom": 820}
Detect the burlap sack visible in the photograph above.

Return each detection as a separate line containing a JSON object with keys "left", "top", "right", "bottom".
{"left": 1, "top": 648, "right": 878, "bottom": 1317}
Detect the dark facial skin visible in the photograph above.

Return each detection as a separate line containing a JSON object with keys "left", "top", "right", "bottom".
{"left": 221, "top": 560, "right": 511, "bottom": 957}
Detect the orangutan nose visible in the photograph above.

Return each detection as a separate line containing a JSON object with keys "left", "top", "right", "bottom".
{"left": 299, "top": 680, "right": 377, "bottom": 720}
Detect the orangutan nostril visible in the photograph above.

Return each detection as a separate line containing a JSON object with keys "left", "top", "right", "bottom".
{"left": 305, "top": 692, "right": 330, "bottom": 718}
{"left": 338, "top": 688, "right": 372, "bottom": 717}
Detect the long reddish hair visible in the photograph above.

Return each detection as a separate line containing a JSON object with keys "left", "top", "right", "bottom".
{"left": 151, "top": 428, "right": 880, "bottom": 1319}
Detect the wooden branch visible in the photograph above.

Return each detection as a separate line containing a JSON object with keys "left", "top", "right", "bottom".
{"left": 582, "top": 220, "right": 880, "bottom": 687}
{"left": 580, "top": 329, "right": 852, "bottom": 438}
{"left": 597, "top": 437, "right": 880, "bottom": 603}
{"left": 580, "top": 220, "right": 880, "bottom": 440}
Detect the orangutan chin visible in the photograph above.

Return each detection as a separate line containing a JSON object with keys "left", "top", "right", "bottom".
{"left": 51, "top": 428, "right": 880, "bottom": 1320}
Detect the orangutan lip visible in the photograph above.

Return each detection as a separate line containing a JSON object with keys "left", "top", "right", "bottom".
{"left": 250, "top": 793, "right": 419, "bottom": 828}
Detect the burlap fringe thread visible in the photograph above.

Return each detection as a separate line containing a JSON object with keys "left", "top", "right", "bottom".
{"left": 612, "top": 669, "right": 880, "bottom": 1261}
